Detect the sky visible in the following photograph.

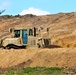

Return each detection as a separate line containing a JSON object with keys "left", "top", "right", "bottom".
{"left": 0, "top": 0, "right": 76, "bottom": 16}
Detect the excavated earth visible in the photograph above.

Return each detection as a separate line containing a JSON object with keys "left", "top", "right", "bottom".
{"left": 0, "top": 48, "right": 76, "bottom": 69}
{"left": 0, "top": 13, "right": 76, "bottom": 70}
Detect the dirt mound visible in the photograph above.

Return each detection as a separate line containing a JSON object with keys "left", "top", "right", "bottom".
{"left": 0, "top": 12, "right": 76, "bottom": 48}
{"left": 0, "top": 13, "right": 76, "bottom": 69}
{"left": 0, "top": 48, "right": 76, "bottom": 69}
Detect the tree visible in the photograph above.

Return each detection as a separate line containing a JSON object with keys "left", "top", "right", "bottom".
{"left": 0, "top": 9, "right": 5, "bottom": 15}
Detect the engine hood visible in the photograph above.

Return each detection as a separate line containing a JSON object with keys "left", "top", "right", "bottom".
{"left": 2, "top": 38, "right": 22, "bottom": 47}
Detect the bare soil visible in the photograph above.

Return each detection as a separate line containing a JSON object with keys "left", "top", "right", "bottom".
{"left": 0, "top": 48, "right": 76, "bottom": 69}
{"left": 0, "top": 13, "right": 76, "bottom": 70}
{"left": 1, "top": 13, "right": 76, "bottom": 48}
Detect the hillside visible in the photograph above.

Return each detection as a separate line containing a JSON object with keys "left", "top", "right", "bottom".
{"left": 0, "top": 12, "right": 76, "bottom": 48}
{"left": 0, "top": 12, "right": 76, "bottom": 70}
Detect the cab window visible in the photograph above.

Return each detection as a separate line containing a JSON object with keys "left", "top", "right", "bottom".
{"left": 14, "top": 30, "right": 20, "bottom": 38}
{"left": 29, "top": 29, "right": 33, "bottom": 36}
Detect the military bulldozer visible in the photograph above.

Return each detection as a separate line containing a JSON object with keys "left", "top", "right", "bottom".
{"left": 0, "top": 27, "right": 51, "bottom": 49}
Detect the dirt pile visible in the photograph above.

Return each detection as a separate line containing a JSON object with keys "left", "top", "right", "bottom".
{"left": 0, "top": 48, "right": 76, "bottom": 69}
{"left": 0, "top": 13, "right": 76, "bottom": 69}
{"left": 0, "top": 13, "right": 76, "bottom": 47}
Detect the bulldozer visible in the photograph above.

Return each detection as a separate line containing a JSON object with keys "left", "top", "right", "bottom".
{"left": 0, "top": 27, "right": 51, "bottom": 49}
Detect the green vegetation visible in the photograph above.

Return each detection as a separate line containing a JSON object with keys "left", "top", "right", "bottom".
{"left": 1, "top": 67, "right": 66, "bottom": 75}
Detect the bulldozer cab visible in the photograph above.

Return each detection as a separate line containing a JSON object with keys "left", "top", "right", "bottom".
{"left": 14, "top": 29, "right": 28, "bottom": 44}
{"left": 9, "top": 27, "right": 28, "bottom": 45}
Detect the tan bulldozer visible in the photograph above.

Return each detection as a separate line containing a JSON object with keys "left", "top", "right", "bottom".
{"left": 0, "top": 26, "right": 51, "bottom": 49}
